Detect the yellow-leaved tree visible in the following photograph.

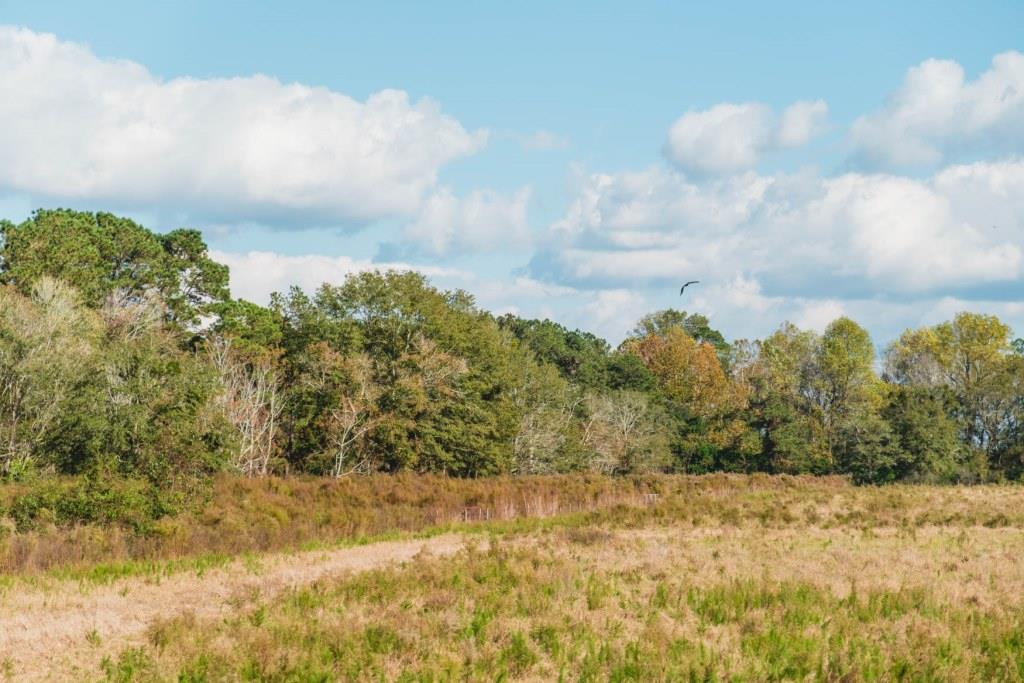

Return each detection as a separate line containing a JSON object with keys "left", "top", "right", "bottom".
{"left": 886, "top": 312, "right": 1022, "bottom": 471}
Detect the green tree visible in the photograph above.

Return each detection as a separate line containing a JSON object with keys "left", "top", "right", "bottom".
{"left": 733, "top": 325, "right": 829, "bottom": 474}
{"left": 0, "top": 209, "right": 228, "bottom": 324}
{"left": 834, "top": 410, "right": 901, "bottom": 485}
{"left": 604, "top": 352, "right": 658, "bottom": 393}
{"left": 629, "top": 309, "right": 729, "bottom": 359}
{"left": 886, "top": 312, "right": 1021, "bottom": 472}
{"left": 211, "top": 299, "right": 285, "bottom": 361}
{"left": 814, "top": 317, "right": 880, "bottom": 438}
{"left": 156, "top": 228, "right": 231, "bottom": 324}
{"left": 0, "top": 275, "right": 233, "bottom": 510}
{"left": 0, "top": 278, "right": 101, "bottom": 477}
{"left": 881, "top": 386, "right": 966, "bottom": 482}
{"left": 497, "top": 315, "right": 612, "bottom": 389}
{"left": 273, "top": 272, "right": 531, "bottom": 476}
{"left": 811, "top": 317, "right": 888, "bottom": 477}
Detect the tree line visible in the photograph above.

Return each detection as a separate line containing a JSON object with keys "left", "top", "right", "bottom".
{"left": 2, "top": 209, "right": 1023, "bottom": 505}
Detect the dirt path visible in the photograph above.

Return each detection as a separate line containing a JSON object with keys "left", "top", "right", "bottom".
{"left": 0, "top": 533, "right": 472, "bottom": 681}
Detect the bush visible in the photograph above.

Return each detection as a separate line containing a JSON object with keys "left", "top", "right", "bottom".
{"left": 3, "top": 475, "right": 184, "bottom": 532}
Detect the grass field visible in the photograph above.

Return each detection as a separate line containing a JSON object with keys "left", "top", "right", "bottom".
{"left": 5, "top": 475, "right": 1024, "bottom": 681}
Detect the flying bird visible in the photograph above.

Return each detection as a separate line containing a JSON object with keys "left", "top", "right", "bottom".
{"left": 679, "top": 281, "right": 699, "bottom": 295}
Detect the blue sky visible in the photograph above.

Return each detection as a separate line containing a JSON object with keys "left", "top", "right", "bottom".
{"left": 1, "top": 1, "right": 1023, "bottom": 345}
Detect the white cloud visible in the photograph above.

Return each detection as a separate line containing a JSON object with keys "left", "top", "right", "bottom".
{"left": 666, "top": 103, "right": 772, "bottom": 175}
{"left": 401, "top": 186, "right": 532, "bottom": 255}
{"left": 777, "top": 100, "right": 829, "bottom": 148}
{"left": 533, "top": 161, "right": 1024, "bottom": 297}
{"left": 550, "top": 165, "right": 771, "bottom": 241}
{"left": 463, "top": 276, "right": 578, "bottom": 321}
{"left": 710, "top": 275, "right": 777, "bottom": 314}
{"left": 211, "top": 250, "right": 466, "bottom": 304}
{"left": 932, "top": 158, "right": 1024, "bottom": 231}
{"left": 665, "top": 99, "right": 827, "bottom": 175}
{"left": 215, "top": 250, "right": 611, "bottom": 339}
{"left": 215, "top": 247, "right": 1024, "bottom": 347}
{"left": 794, "top": 300, "right": 846, "bottom": 332}
{"left": 0, "top": 26, "right": 486, "bottom": 224}
{"left": 919, "top": 296, "right": 1024, "bottom": 329}
{"left": 465, "top": 275, "right": 577, "bottom": 301}
{"left": 850, "top": 51, "right": 1024, "bottom": 167}
{"left": 582, "top": 289, "right": 648, "bottom": 341}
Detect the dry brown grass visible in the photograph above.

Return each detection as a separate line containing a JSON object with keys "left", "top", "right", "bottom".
{"left": 6, "top": 472, "right": 1024, "bottom": 579}
{"left": 0, "top": 473, "right": 660, "bottom": 574}
{"left": 0, "top": 534, "right": 471, "bottom": 682}
{"left": 4, "top": 476, "right": 1024, "bottom": 680}
{"left": 19, "top": 522, "right": 1024, "bottom": 681}
{"left": 0, "top": 473, "right": 854, "bottom": 575}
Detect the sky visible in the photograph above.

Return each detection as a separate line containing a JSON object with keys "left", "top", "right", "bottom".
{"left": 1, "top": 1, "right": 1023, "bottom": 346}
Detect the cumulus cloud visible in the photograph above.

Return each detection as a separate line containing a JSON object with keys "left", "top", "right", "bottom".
{"left": 713, "top": 275, "right": 778, "bottom": 314}
{"left": 581, "top": 289, "right": 649, "bottom": 341}
{"left": 0, "top": 26, "right": 486, "bottom": 224}
{"left": 214, "top": 247, "right": 1024, "bottom": 347}
{"left": 211, "top": 250, "right": 467, "bottom": 304}
{"left": 715, "top": 293, "right": 1014, "bottom": 345}
{"left": 461, "top": 276, "right": 579, "bottom": 321}
{"left": 776, "top": 100, "right": 830, "bottom": 148}
{"left": 398, "top": 186, "right": 532, "bottom": 256}
{"left": 850, "top": 51, "right": 1024, "bottom": 167}
{"left": 214, "top": 249, "right": 622, "bottom": 338}
{"left": 470, "top": 276, "right": 577, "bottom": 304}
{"left": 794, "top": 300, "right": 847, "bottom": 332}
{"left": 531, "top": 161, "right": 1024, "bottom": 298}
{"left": 665, "top": 100, "right": 827, "bottom": 175}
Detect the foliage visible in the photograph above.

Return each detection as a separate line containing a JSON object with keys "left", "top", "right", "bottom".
{"left": 498, "top": 315, "right": 612, "bottom": 389}
{"left": 0, "top": 273, "right": 233, "bottom": 506}
{"left": 630, "top": 309, "right": 728, "bottom": 354}
{"left": 886, "top": 312, "right": 1023, "bottom": 476}
{"left": 0, "top": 209, "right": 228, "bottom": 325}
{"left": 0, "top": 207, "right": 1023, "bottom": 509}
{"left": 624, "top": 328, "right": 755, "bottom": 471}
{"left": 880, "top": 386, "right": 965, "bottom": 482}
{"left": 271, "top": 272, "right": 524, "bottom": 476}
{"left": 0, "top": 278, "right": 100, "bottom": 476}
{"left": 732, "top": 325, "right": 830, "bottom": 474}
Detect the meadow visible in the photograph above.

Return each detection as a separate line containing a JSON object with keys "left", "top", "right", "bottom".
{"left": 4, "top": 474, "right": 1024, "bottom": 681}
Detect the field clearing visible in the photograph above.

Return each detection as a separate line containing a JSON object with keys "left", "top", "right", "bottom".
{"left": 0, "top": 534, "right": 469, "bottom": 681}
{"left": 4, "top": 476, "right": 1024, "bottom": 680}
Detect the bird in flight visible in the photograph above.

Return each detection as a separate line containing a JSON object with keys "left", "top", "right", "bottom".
{"left": 679, "top": 280, "right": 699, "bottom": 295}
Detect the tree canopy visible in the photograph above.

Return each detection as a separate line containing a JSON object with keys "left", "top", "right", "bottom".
{"left": 2, "top": 208, "right": 1024, "bottom": 507}
{"left": 0, "top": 209, "right": 229, "bottom": 324}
